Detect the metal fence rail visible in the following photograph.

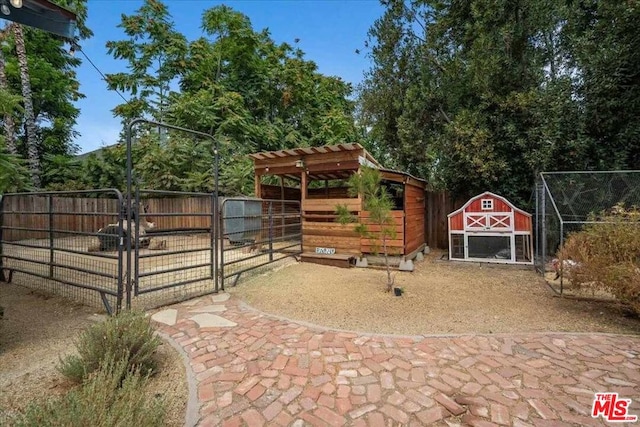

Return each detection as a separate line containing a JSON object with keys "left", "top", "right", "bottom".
{"left": 1, "top": 190, "right": 303, "bottom": 312}
{"left": 0, "top": 189, "right": 125, "bottom": 314}
{"left": 131, "top": 189, "right": 219, "bottom": 309}
{"left": 220, "top": 198, "right": 301, "bottom": 288}
{"left": 535, "top": 170, "right": 640, "bottom": 293}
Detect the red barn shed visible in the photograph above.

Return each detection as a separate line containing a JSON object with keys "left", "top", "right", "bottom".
{"left": 447, "top": 192, "right": 533, "bottom": 264}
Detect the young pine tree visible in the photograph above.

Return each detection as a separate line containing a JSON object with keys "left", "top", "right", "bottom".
{"left": 336, "top": 167, "right": 397, "bottom": 292}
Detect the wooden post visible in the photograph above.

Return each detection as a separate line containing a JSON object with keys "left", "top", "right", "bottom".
{"left": 254, "top": 173, "right": 262, "bottom": 199}
{"left": 301, "top": 171, "right": 307, "bottom": 203}
{"left": 300, "top": 171, "right": 307, "bottom": 252}
{"left": 279, "top": 176, "right": 285, "bottom": 238}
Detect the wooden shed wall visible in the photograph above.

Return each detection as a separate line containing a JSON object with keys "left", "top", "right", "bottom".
{"left": 301, "top": 197, "right": 362, "bottom": 254}
{"left": 448, "top": 194, "right": 532, "bottom": 233}
{"left": 260, "top": 184, "right": 301, "bottom": 201}
{"left": 360, "top": 211, "right": 405, "bottom": 256}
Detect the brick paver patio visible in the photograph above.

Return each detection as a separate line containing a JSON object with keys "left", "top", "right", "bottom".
{"left": 152, "top": 294, "right": 640, "bottom": 427}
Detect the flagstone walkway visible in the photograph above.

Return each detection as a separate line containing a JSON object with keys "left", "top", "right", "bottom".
{"left": 151, "top": 294, "right": 640, "bottom": 427}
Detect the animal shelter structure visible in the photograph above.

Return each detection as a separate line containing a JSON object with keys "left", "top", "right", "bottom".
{"left": 448, "top": 191, "right": 533, "bottom": 264}
{"left": 249, "top": 143, "right": 427, "bottom": 267}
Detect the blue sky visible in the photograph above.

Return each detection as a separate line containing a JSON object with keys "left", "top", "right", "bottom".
{"left": 74, "top": 0, "right": 385, "bottom": 154}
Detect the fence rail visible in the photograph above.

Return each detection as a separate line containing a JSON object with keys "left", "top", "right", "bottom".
{"left": 0, "top": 189, "right": 125, "bottom": 314}
{"left": 220, "top": 198, "right": 302, "bottom": 288}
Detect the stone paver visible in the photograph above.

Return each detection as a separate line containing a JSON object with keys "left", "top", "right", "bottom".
{"left": 152, "top": 294, "right": 640, "bottom": 426}
{"left": 151, "top": 308, "right": 177, "bottom": 326}
{"left": 189, "top": 304, "right": 228, "bottom": 313}
{"left": 212, "top": 293, "right": 230, "bottom": 303}
{"left": 190, "top": 313, "right": 237, "bottom": 328}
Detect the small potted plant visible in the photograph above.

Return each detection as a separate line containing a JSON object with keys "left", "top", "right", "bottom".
{"left": 393, "top": 286, "right": 404, "bottom": 296}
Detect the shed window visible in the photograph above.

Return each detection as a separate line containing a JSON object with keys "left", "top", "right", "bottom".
{"left": 481, "top": 199, "right": 493, "bottom": 210}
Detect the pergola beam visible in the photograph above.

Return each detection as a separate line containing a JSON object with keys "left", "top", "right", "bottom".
{"left": 1, "top": 0, "right": 77, "bottom": 39}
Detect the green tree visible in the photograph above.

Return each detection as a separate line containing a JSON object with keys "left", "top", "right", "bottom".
{"left": 1, "top": 0, "right": 92, "bottom": 187}
{"left": 566, "top": 0, "right": 640, "bottom": 169}
{"left": 359, "top": 0, "right": 640, "bottom": 207}
{"left": 0, "top": 35, "right": 20, "bottom": 155}
{"left": 0, "top": 147, "right": 32, "bottom": 192}
{"left": 337, "top": 167, "right": 397, "bottom": 293}
{"left": 105, "top": 0, "right": 187, "bottom": 123}
{"left": 42, "top": 153, "right": 85, "bottom": 190}
{"left": 12, "top": 23, "right": 40, "bottom": 188}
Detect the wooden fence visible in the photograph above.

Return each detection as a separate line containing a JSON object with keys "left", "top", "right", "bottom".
{"left": 2, "top": 191, "right": 462, "bottom": 249}
{"left": 424, "top": 190, "right": 465, "bottom": 250}
{"left": 0, "top": 195, "right": 214, "bottom": 241}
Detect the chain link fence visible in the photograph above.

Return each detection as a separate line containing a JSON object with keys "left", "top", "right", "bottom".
{"left": 535, "top": 171, "right": 640, "bottom": 284}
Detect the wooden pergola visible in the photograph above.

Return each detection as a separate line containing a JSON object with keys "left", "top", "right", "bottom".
{"left": 249, "top": 143, "right": 427, "bottom": 266}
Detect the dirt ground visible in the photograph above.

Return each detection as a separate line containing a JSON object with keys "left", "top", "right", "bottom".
{"left": 230, "top": 251, "right": 640, "bottom": 336}
{"left": 0, "top": 283, "right": 187, "bottom": 426}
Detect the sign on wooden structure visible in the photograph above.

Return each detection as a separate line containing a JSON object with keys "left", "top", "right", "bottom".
{"left": 315, "top": 247, "right": 336, "bottom": 255}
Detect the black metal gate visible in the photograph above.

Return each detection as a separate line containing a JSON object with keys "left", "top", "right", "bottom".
{"left": 220, "top": 198, "right": 302, "bottom": 288}
{"left": 0, "top": 120, "right": 304, "bottom": 313}
{"left": 129, "top": 189, "right": 219, "bottom": 309}
{"left": 0, "top": 189, "right": 125, "bottom": 314}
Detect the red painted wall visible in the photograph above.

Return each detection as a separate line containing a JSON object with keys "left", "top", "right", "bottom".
{"left": 449, "top": 193, "right": 531, "bottom": 233}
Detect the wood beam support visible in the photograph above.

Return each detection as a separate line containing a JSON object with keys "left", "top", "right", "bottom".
{"left": 254, "top": 173, "right": 262, "bottom": 198}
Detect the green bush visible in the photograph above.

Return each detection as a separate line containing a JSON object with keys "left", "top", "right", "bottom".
{"left": 559, "top": 204, "right": 640, "bottom": 315}
{"left": 17, "top": 356, "right": 165, "bottom": 427}
{"left": 59, "top": 310, "right": 161, "bottom": 383}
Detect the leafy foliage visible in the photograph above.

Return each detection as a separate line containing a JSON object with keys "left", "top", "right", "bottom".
{"left": 0, "top": 146, "right": 32, "bottom": 192}
{"left": 0, "top": 0, "right": 92, "bottom": 188}
{"left": 92, "top": 1, "right": 362, "bottom": 195}
{"left": 105, "top": 0, "right": 187, "bottom": 123}
{"left": 558, "top": 205, "right": 640, "bottom": 315}
{"left": 337, "top": 167, "right": 397, "bottom": 292}
{"left": 59, "top": 310, "right": 161, "bottom": 384}
{"left": 359, "top": 0, "right": 640, "bottom": 207}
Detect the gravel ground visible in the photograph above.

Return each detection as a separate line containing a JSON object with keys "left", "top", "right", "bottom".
{"left": 229, "top": 251, "right": 640, "bottom": 336}
{"left": 0, "top": 283, "right": 187, "bottom": 426}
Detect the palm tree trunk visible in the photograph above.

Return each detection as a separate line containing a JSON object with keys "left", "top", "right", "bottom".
{"left": 0, "top": 28, "right": 17, "bottom": 155}
{"left": 13, "top": 24, "right": 40, "bottom": 188}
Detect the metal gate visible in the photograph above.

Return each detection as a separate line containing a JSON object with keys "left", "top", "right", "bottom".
{"left": 129, "top": 189, "right": 219, "bottom": 309}
{"left": 0, "top": 189, "right": 126, "bottom": 314}
{"left": 220, "top": 198, "right": 302, "bottom": 288}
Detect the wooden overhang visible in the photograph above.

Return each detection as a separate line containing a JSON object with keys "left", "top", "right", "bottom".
{"left": 379, "top": 168, "right": 428, "bottom": 190}
{"left": 249, "top": 143, "right": 381, "bottom": 182}
{"left": 0, "top": 0, "right": 77, "bottom": 39}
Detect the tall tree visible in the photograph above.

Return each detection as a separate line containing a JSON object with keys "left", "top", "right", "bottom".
{"left": 1, "top": 0, "right": 92, "bottom": 188}
{"left": 12, "top": 24, "right": 40, "bottom": 188}
{"left": 105, "top": 0, "right": 187, "bottom": 123}
{"left": 566, "top": 0, "right": 640, "bottom": 169}
{"left": 0, "top": 27, "right": 19, "bottom": 155}
{"left": 360, "top": 1, "right": 596, "bottom": 206}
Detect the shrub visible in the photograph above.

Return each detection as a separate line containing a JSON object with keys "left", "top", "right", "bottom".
{"left": 59, "top": 310, "right": 161, "bottom": 383}
{"left": 559, "top": 204, "right": 640, "bottom": 314}
{"left": 17, "top": 356, "right": 165, "bottom": 427}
